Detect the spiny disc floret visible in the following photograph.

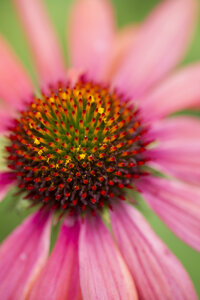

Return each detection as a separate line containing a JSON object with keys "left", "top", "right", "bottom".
{"left": 7, "top": 81, "right": 148, "bottom": 215}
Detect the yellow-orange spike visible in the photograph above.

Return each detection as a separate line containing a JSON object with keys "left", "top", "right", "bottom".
{"left": 103, "top": 136, "right": 110, "bottom": 143}
{"left": 92, "top": 137, "right": 98, "bottom": 144}
{"left": 79, "top": 119, "right": 83, "bottom": 129}
{"left": 91, "top": 147, "right": 98, "bottom": 153}
{"left": 116, "top": 142, "right": 124, "bottom": 149}
{"left": 107, "top": 117, "right": 115, "bottom": 126}
{"left": 119, "top": 131, "right": 127, "bottom": 139}
{"left": 97, "top": 118, "right": 102, "bottom": 127}
{"left": 110, "top": 135, "right": 117, "bottom": 142}
{"left": 93, "top": 108, "right": 99, "bottom": 118}
{"left": 110, "top": 146, "right": 117, "bottom": 153}
{"left": 70, "top": 97, "right": 75, "bottom": 107}
{"left": 107, "top": 156, "right": 115, "bottom": 162}
{"left": 99, "top": 153, "right": 105, "bottom": 158}
{"left": 100, "top": 144, "right": 107, "bottom": 150}
{"left": 110, "top": 124, "right": 118, "bottom": 134}
{"left": 85, "top": 127, "right": 89, "bottom": 135}
{"left": 94, "top": 127, "right": 100, "bottom": 135}
{"left": 79, "top": 99, "right": 83, "bottom": 110}
{"left": 128, "top": 127, "right": 136, "bottom": 134}
{"left": 82, "top": 110, "right": 87, "bottom": 122}
{"left": 103, "top": 127, "right": 109, "bottom": 135}
{"left": 83, "top": 136, "right": 88, "bottom": 145}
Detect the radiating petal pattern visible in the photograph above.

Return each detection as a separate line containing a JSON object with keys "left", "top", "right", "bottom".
{"left": 79, "top": 214, "right": 138, "bottom": 300}
{"left": 68, "top": 0, "right": 115, "bottom": 81}
{"left": 137, "top": 177, "right": 200, "bottom": 251}
{"left": 28, "top": 217, "right": 81, "bottom": 300}
{"left": 0, "top": 210, "right": 51, "bottom": 300}
{"left": 112, "top": 0, "right": 197, "bottom": 98}
{"left": 140, "top": 63, "right": 200, "bottom": 120}
{"left": 0, "top": 35, "right": 33, "bottom": 110}
{"left": 111, "top": 202, "right": 198, "bottom": 300}
{"left": 14, "top": 0, "right": 66, "bottom": 87}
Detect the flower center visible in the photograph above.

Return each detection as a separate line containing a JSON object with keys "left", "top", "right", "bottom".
{"left": 6, "top": 80, "right": 148, "bottom": 215}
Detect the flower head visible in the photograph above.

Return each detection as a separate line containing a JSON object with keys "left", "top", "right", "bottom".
{"left": 0, "top": 0, "right": 200, "bottom": 299}
{"left": 7, "top": 80, "right": 149, "bottom": 214}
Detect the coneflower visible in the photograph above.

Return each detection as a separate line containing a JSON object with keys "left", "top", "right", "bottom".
{"left": 0, "top": 0, "right": 199, "bottom": 299}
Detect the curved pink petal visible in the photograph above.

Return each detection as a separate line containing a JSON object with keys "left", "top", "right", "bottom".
{"left": 0, "top": 210, "right": 51, "bottom": 300}
{"left": 0, "top": 172, "right": 16, "bottom": 202}
{"left": 14, "top": 0, "right": 66, "bottom": 87}
{"left": 148, "top": 116, "right": 200, "bottom": 142}
{"left": 147, "top": 116, "right": 200, "bottom": 185}
{"left": 137, "top": 177, "right": 200, "bottom": 251}
{"left": 140, "top": 63, "right": 200, "bottom": 120}
{"left": 111, "top": 202, "right": 198, "bottom": 300}
{"left": 0, "top": 35, "right": 33, "bottom": 110}
{"left": 112, "top": 0, "right": 197, "bottom": 98}
{"left": 151, "top": 160, "right": 200, "bottom": 187}
{"left": 79, "top": 214, "right": 138, "bottom": 300}
{"left": 104, "top": 25, "right": 138, "bottom": 80}
{"left": 28, "top": 217, "right": 81, "bottom": 300}
{"left": 68, "top": 0, "right": 115, "bottom": 81}
{"left": 147, "top": 146, "right": 200, "bottom": 186}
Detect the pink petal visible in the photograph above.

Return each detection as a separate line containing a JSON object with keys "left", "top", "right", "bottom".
{"left": 152, "top": 160, "right": 200, "bottom": 187}
{"left": 28, "top": 217, "right": 81, "bottom": 300}
{"left": 0, "top": 172, "right": 16, "bottom": 202}
{"left": 111, "top": 202, "right": 198, "bottom": 300}
{"left": 0, "top": 35, "right": 33, "bottom": 110}
{"left": 137, "top": 177, "right": 200, "bottom": 251}
{"left": 68, "top": 0, "right": 115, "bottom": 81}
{"left": 148, "top": 116, "right": 200, "bottom": 142}
{"left": 79, "top": 214, "right": 138, "bottom": 300}
{"left": 112, "top": 0, "right": 197, "bottom": 98}
{"left": 0, "top": 110, "right": 13, "bottom": 133}
{"left": 14, "top": 0, "right": 66, "bottom": 87}
{"left": 147, "top": 147, "right": 200, "bottom": 186}
{"left": 104, "top": 25, "right": 138, "bottom": 80}
{"left": 0, "top": 210, "right": 52, "bottom": 300}
{"left": 147, "top": 117, "right": 200, "bottom": 185}
{"left": 140, "top": 63, "right": 200, "bottom": 120}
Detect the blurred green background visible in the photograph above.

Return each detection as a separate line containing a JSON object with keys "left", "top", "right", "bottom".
{"left": 0, "top": 0, "right": 200, "bottom": 297}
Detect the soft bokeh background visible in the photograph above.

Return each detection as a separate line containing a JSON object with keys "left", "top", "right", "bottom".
{"left": 0, "top": 0, "right": 200, "bottom": 296}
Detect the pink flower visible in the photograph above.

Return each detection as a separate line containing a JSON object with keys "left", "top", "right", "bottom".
{"left": 0, "top": 0, "right": 199, "bottom": 299}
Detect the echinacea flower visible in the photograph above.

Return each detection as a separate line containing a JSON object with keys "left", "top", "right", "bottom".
{"left": 0, "top": 0, "right": 200, "bottom": 299}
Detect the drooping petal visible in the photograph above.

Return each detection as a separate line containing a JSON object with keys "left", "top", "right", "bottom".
{"left": 0, "top": 172, "right": 16, "bottom": 202}
{"left": 111, "top": 202, "right": 198, "bottom": 300}
{"left": 140, "top": 64, "right": 200, "bottom": 120}
{"left": 79, "top": 214, "right": 138, "bottom": 300}
{"left": 68, "top": 0, "right": 115, "bottom": 81}
{"left": 14, "top": 0, "right": 66, "bottom": 87}
{"left": 28, "top": 217, "right": 81, "bottom": 300}
{"left": 0, "top": 210, "right": 51, "bottom": 300}
{"left": 0, "top": 35, "right": 33, "bottom": 110}
{"left": 112, "top": 0, "right": 197, "bottom": 98}
{"left": 137, "top": 177, "right": 200, "bottom": 251}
